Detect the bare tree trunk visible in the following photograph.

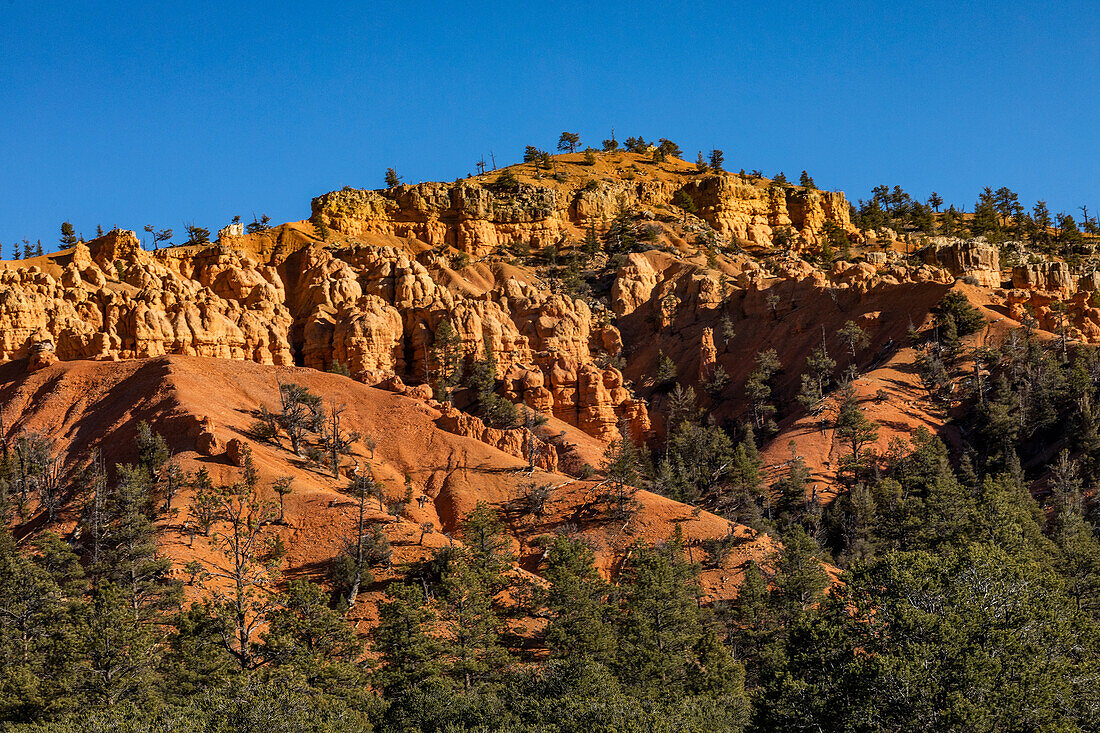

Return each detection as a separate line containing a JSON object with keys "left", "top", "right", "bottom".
{"left": 347, "top": 489, "right": 367, "bottom": 606}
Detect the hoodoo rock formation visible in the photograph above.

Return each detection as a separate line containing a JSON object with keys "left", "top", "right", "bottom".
{"left": 2, "top": 153, "right": 1098, "bottom": 456}
{"left": 312, "top": 154, "right": 855, "bottom": 256}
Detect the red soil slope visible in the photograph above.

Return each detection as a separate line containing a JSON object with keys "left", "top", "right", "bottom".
{"left": 2, "top": 355, "right": 780, "bottom": 620}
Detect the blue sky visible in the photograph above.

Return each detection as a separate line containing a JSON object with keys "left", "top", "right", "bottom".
{"left": 1, "top": 1, "right": 1097, "bottom": 250}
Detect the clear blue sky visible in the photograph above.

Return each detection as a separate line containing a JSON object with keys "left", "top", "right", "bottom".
{"left": 1, "top": 1, "right": 1097, "bottom": 250}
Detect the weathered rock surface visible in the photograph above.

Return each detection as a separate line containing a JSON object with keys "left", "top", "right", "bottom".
{"left": 1012, "top": 261, "right": 1075, "bottom": 292}
{"left": 437, "top": 404, "right": 558, "bottom": 471}
{"left": 313, "top": 169, "right": 854, "bottom": 256}
{"left": 4, "top": 158, "right": 1095, "bottom": 456}
{"left": 0, "top": 230, "right": 294, "bottom": 366}
{"left": 920, "top": 238, "right": 1002, "bottom": 287}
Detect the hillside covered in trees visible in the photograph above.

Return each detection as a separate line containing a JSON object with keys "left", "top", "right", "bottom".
{"left": 3, "top": 142, "right": 1100, "bottom": 731}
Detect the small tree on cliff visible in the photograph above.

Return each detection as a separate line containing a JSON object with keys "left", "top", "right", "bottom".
{"left": 557, "top": 132, "right": 581, "bottom": 153}
{"left": 834, "top": 384, "right": 879, "bottom": 485}
{"left": 319, "top": 401, "right": 359, "bottom": 478}
{"left": 60, "top": 222, "right": 79, "bottom": 247}
{"left": 385, "top": 168, "right": 401, "bottom": 188}
{"left": 657, "top": 138, "right": 682, "bottom": 159}
{"left": 430, "top": 318, "right": 463, "bottom": 401}
{"left": 183, "top": 224, "right": 210, "bottom": 246}
{"left": 709, "top": 149, "right": 725, "bottom": 171}
{"left": 673, "top": 190, "right": 697, "bottom": 224}
{"left": 335, "top": 470, "right": 376, "bottom": 606}
{"left": 276, "top": 382, "right": 324, "bottom": 456}
{"left": 246, "top": 214, "right": 271, "bottom": 234}
{"left": 143, "top": 225, "right": 173, "bottom": 251}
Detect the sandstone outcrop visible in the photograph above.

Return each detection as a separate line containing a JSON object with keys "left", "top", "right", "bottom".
{"left": 5, "top": 157, "right": 1093, "bottom": 457}
{"left": 919, "top": 238, "right": 1002, "bottom": 287}
{"left": 437, "top": 404, "right": 558, "bottom": 471}
{"left": 312, "top": 166, "right": 853, "bottom": 256}
{"left": 677, "top": 176, "right": 853, "bottom": 249}
{"left": 1012, "top": 261, "right": 1075, "bottom": 292}
{"left": 0, "top": 231, "right": 294, "bottom": 366}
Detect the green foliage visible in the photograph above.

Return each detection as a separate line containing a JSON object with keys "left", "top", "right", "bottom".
{"left": 708, "top": 149, "right": 724, "bottom": 171}
{"left": 655, "top": 416, "right": 734, "bottom": 506}
{"left": 933, "top": 290, "right": 985, "bottom": 337}
{"left": 541, "top": 534, "right": 616, "bottom": 663}
{"left": 745, "top": 348, "right": 781, "bottom": 434}
{"left": 183, "top": 224, "right": 210, "bottom": 246}
{"left": 59, "top": 222, "right": 78, "bottom": 247}
{"left": 601, "top": 433, "right": 642, "bottom": 519}
{"left": 673, "top": 189, "right": 697, "bottom": 222}
{"left": 656, "top": 138, "right": 682, "bottom": 158}
{"left": 429, "top": 318, "right": 463, "bottom": 401}
{"left": 653, "top": 350, "right": 677, "bottom": 390}
{"left": 557, "top": 131, "right": 580, "bottom": 153}
{"left": 491, "top": 169, "right": 519, "bottom": 192}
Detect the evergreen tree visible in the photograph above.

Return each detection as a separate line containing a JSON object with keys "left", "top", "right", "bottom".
{"left": 557, "top": 132, "right": 580, "bottom": 153}
{"left": 459, "top": 503, "right": 515, "bottom": 593}
{"left": 264, "top": 579, "right": 364, "bottom": 695}
{"left": 77, "top": 580, "right": 159, "bottom": 708}
{"left": 834, "top": 384, "right": 879, "bottom": 485}
{"left": 430, "top": 318, "right": 463, "bottom": 401}
{"left": 60, "top": 222, "right": 78, "bottom": 247}
{"left": 541, "top": 534, "right": 615, "bottom": 664}
{"left": 370, "top": 582, "right": 442, "bottom": 697}
{"left": 601, "top": 433, "right": 641, "bottom": 519}
{"left": 435, "top": 553, "right": 508, "bottom": 690}
{"left": 657, "top": 138, "right": 682, "bottom": 158}
{"left": 745, "top": 349, "right": 781, "bottom": 434}
{"left": 708, "top": 149, "right": 724, "bottom": 171}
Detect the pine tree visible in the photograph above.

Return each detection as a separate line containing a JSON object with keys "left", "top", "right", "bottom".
{"left": 60, "top": 222, "right": 78, "bottom": 247}
{"left": 263, "top": 579, "right": 364, "bottom": 694}
{"left": 798, "top": 346, "right": 836, "bottom": 409}
{"left": 838, "top": 320, "right": 869, "bottom": 363}
{"left": 745, "top": 349, "right": 781, "bottom": 433}
{"left": 673, "top": 190, "right": 697, "bottom": 223}
{"left": 541, "top": 534, "right": 615, "bottom": 663}
{"left": 339, "top": 471, "right": 379, "bottom": 607}
{"left": 436, "top": 554, "right": 508, "bottom": 690}
{"left": 557, "top": 132, "right": 580, "bottom": 153}
{"left": 601, "top": 433, "right": 641, "bottom": 519}
{"left": 370, "top": 582, "right": 442, "bottom": 697}
{"left": 834, "top": 384, "right": 879, "bottom": 485}
{"left": 0, "top": 525, "right": 79, "bottom": 720}
{"left": 430, "top": 318, "right": 463, "bottom": 401}
{"left": 775, "top": 441, "right": 811, "bottom": 522}
{"left": 459, "top": 503, "right": 514, "bottom": 593}
{"left": 196, "top": 476, "right": 281, "bottom": 670}
{"left": 657, "top": 138, "right": 682, "bottom": 159}
{"left": 78, "top": 580, "right": 159, "bottom": 707}
{"left": 772, "top": 526, "right": 828, "bottom": 615}
{"left": 94, "top": 464, "right": 179, "bottom": 620}
{"left": 708, "top": 149, "right": 724, "bottom": 171}
{"left": 616, "top": 540, "right": 738, "bottom": 696}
